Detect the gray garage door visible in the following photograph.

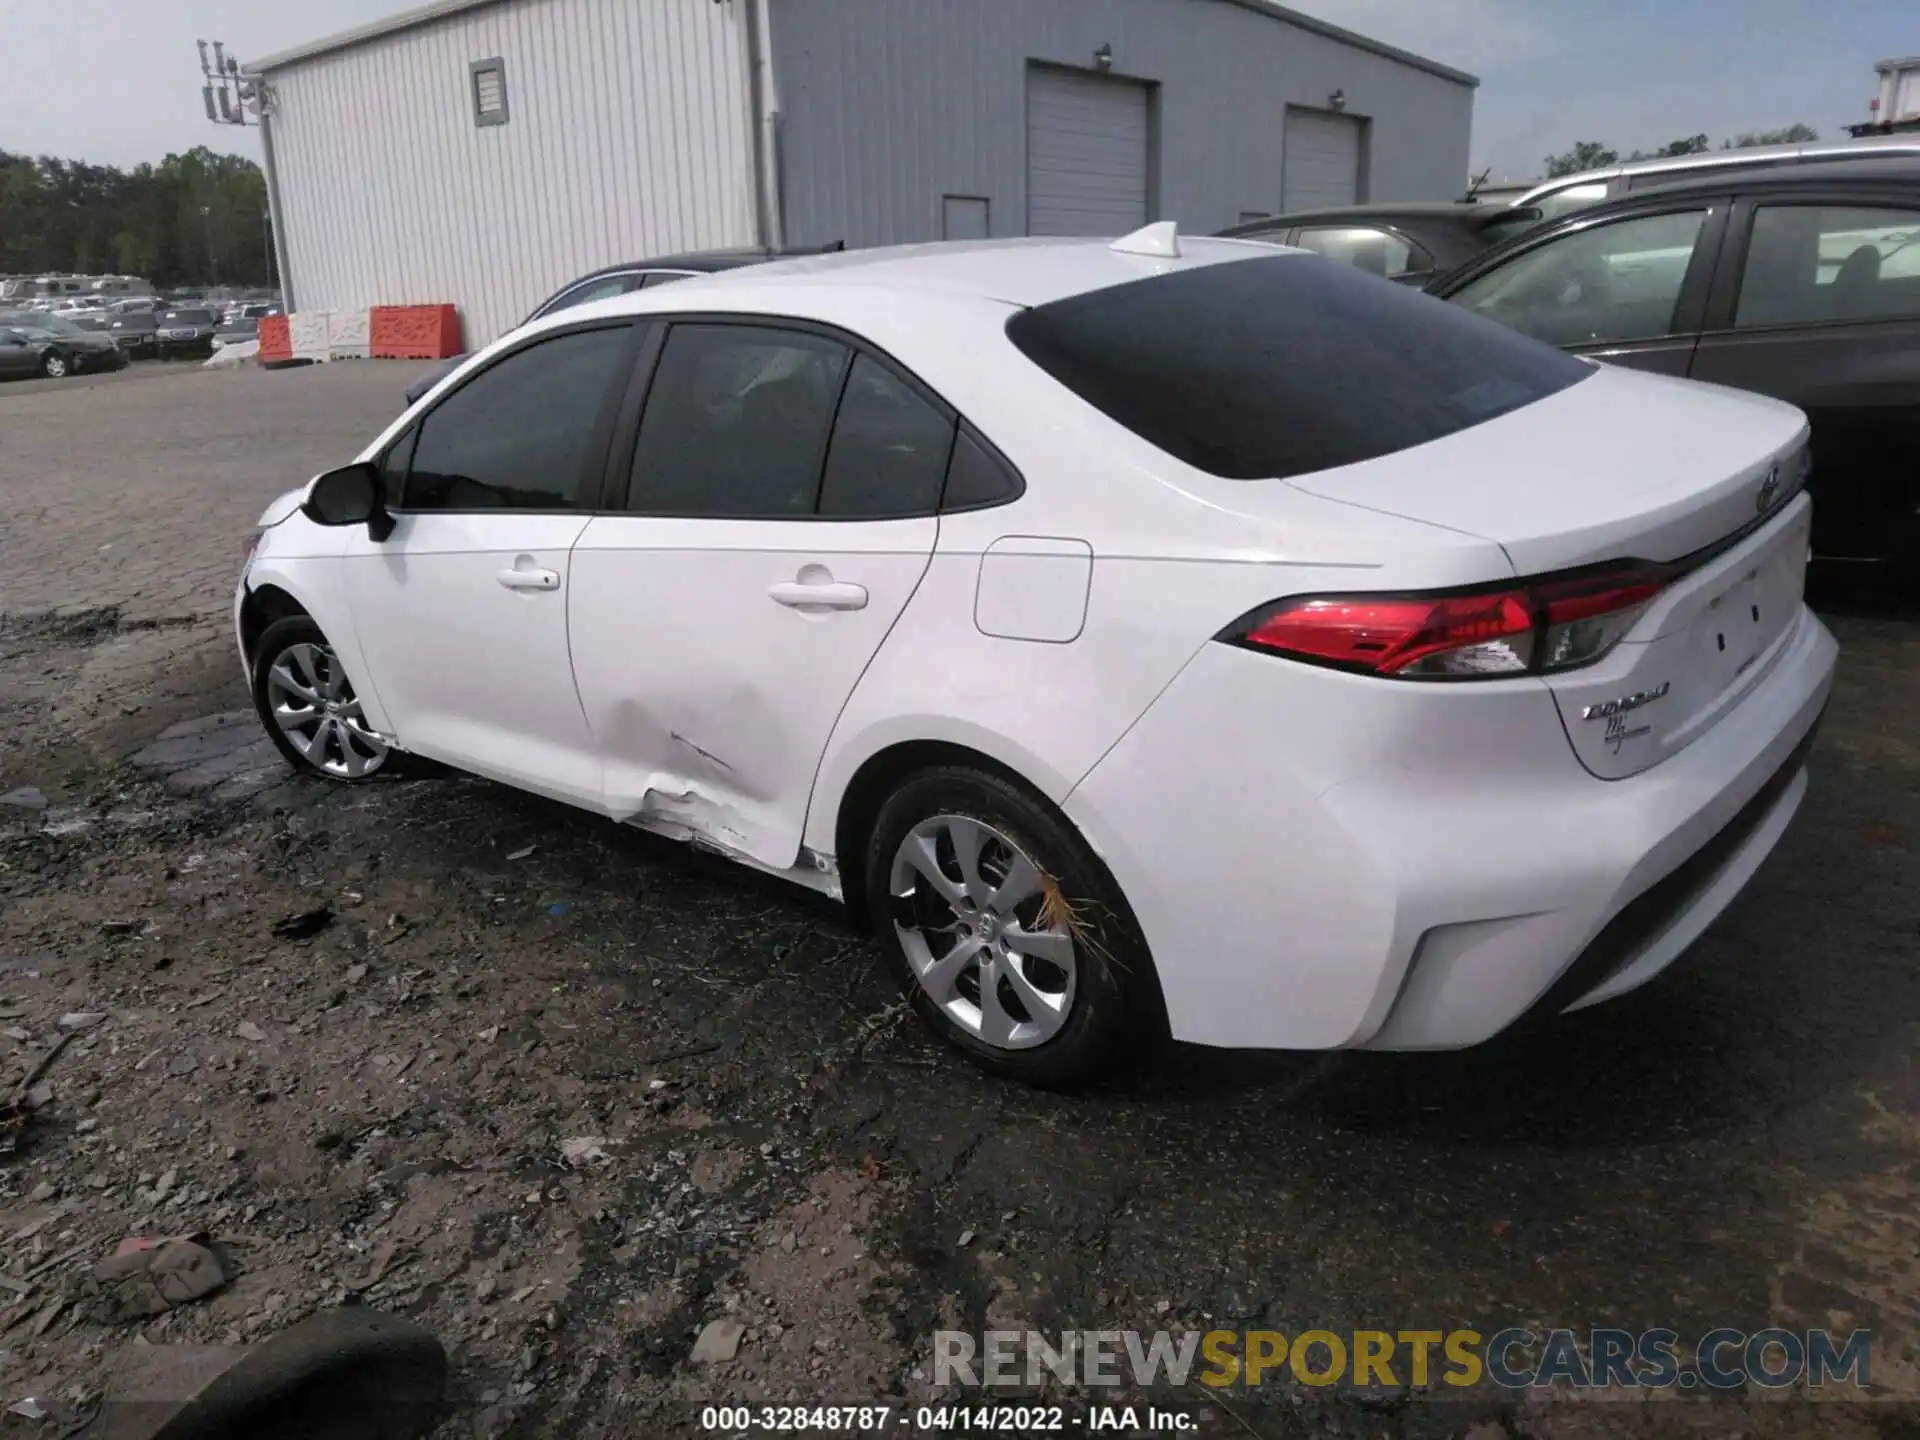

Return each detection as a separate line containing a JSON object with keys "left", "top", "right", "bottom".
{"left": 1282, "top": 108, "right": 1364, "bottom": 212}
{"left": 1026, "top": 67, "right": 1150, "bottom": 236}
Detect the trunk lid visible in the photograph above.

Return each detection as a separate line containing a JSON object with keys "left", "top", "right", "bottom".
{"left": 1281, "top": 364, "right": 1809, "bottom": 574}
{"left": 1283, "top": 364, "right": 1814, "bottom": 779}
{"left": 1543, "top": 495, "right": 1812, "bottom": 778}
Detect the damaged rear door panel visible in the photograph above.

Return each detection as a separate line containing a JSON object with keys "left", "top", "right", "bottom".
{"left": 567, "top": 318, "right": 952, "bottom": 871}
{"left": 568, "top": 515, "right": 937, "bottom": 868}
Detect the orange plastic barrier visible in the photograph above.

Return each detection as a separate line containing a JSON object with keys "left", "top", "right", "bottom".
{"left": 369, "top": 305, "right": 464, "bottom": 360}
{"left": 256, "top": 314, "right": 293, "bottom": 365}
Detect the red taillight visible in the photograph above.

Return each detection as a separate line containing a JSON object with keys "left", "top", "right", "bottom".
{"left": 1533, "top": 569, "right": 1664, "bottom": 626}
{"left": 1242, "top": 591, "right": 1535, "bottom": 676}
{"left": 1228, "top": 564, "right": 1666, "bottom": 680}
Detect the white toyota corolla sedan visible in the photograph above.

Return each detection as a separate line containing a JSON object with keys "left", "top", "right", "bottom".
{"left": 236, "top": 225, "right": 1836, "bottom": 1086}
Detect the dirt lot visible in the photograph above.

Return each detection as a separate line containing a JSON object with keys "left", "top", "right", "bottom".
{"left": 2, "top": 361, "right": 1919, "bottom": 1438}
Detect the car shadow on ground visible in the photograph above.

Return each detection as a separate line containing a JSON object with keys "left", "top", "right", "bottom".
{"left": 375, "top": 739, "right": 1903, "bottom": 1166}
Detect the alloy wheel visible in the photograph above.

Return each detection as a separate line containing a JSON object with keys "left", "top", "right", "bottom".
{"left": 889, "top": 814, "right": 1077, "bottom": 1050}
{"left": 43, "top": 353, "right": 67, "bottom": 378}
{"left": 265, "top": 640, "right": 388, "bottom": 779}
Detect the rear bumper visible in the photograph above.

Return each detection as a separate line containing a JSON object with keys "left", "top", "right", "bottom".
{"left": 1520, "top": 710, "right": 1819, "bottom": 1022}
{"left": 1063, "top": 602, "right": 1837, "bottom": 1051}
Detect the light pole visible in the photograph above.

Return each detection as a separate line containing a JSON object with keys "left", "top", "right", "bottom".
{"left": 262, "top": 210, "right": 275, "bottom": 289}
{"left": 200, "top": 205, "right": 217, "bottom": 286}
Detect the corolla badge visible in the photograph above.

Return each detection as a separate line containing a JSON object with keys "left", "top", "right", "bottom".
{"left": 1581, "top": 681, "right": 1671, "bottom": 722}
{"left": 1583, "top": 680, "right": 1671, "bottom": 756}
{"left": 1756, "top": 464, "right": 1781, "bottom": 515}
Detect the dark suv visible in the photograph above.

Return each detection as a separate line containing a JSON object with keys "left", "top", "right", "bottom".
{"left": 155, "top": 308, "right": 219, "bottom": 359}
{"left": 1428, "top": 157, "right": 1920, "bottom": 568}
{"left": 403, "top": 244, "right": 845, "bottom": 405}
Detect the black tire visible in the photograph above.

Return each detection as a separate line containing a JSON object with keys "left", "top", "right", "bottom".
{"left": 40, "top": 350, "right": 68, "bottom": 379}
{"left": 863, "top": 764, "right": 1161, "bottom": 1087}
{"left": 250, "top": 614, "right": 391, "bottom": 783}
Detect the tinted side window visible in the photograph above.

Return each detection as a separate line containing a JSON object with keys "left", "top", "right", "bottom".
{"left": 817, "top": 355, "right": 956, "bottom": 517}
{"left": 640, "top": 271, "right": 696, "bottom": 288}
{"left": 1292, "top": 226, "right": 1424, "bottom": 278}
{"left": 404, "top": 325, "right": 631, "bottom": 511}
{"left": 1735, "top": 204, "right": 1920, "bottom": 327}
{"left": 1449, "top": 209, "right": 1707, "bottom": 346}
{"left": 626, "top": 324, "right": 849, "bottom": 517}
{"left": 381, "top": 426, "right": 418, "bottom": 503}
{"left": 941, "top": 425, "right": 1023, "bottom": 510}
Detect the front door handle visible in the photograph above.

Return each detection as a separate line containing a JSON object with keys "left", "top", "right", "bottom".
{"left": 497, "top": 566, "right": 560, "bottom": 592}
{"left": 768, "top": 579, "right": 868, "bottom": 611}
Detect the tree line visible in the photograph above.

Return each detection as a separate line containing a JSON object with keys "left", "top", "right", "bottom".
{"left": 0, "top": 146, "right": 272, "bottom": 288}
{"left": 1544, "top": 124, "right": 1821, "bottom": 179}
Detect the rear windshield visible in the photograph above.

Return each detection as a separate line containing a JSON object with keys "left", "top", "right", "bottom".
{"left": 1004, "top": 253, "right": 1591, "bottom": 480}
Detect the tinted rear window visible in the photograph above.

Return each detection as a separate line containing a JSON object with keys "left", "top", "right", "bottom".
{"left": 1006, "top": 253, "right": 1591, "bottom": 480}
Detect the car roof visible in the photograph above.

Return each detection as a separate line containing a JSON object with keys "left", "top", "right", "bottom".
{"left": 1518, "top": 134, "right": 1920, "bottom": 202}
{"left": 1599, "top": 155, "right": 1920, "bottom": 202}
{"left": 661, "top": 234, "right": 1293, "bottom": 310}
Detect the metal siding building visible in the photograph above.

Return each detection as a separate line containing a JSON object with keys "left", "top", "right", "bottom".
{"left": 250, "top": 0, "right": 1473, "bottom": 345}
{"left": 254, "top": 0, "right": 760, "bottom": 344}
{"left": 768, "top": 0, "right": 1475, "bottom": 248}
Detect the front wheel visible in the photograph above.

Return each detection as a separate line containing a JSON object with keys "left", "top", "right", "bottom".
{"left": 864, "top": 765, "right": 1160, "bottom": 1087}
{"left": 251, "top": 615, "right": 391, "bottom": 781}
{"left": 40, "top": 351, "right": 68, "bottom": 378}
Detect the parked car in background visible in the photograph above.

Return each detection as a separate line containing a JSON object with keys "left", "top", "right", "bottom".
{"left": 106, "top": 310, "right": 159, "bottom": 357}
{"left": 214, "top": 317, "right": 260, "bottom": 350}
{"left": 154, "top": 308, "right": 219, "bottom": 359}
{"left": 221, "top": 300, "right": 282, "bottom": 327}
{"left": 0, "top": 311, "right": 127, "bottom": 378}
{"left": 1218, "top": 202, "right": 1544, "bottom": 286}
{"left": 402, "top": 244, "right": 846, "bottom": 405}
{"left": 239, "top": 229, "right": 1833, "bottom": 1085}
{"left": 1430, "top": 158, "right": 1920, "bottom": 569}
{"left": 1517, "top": 132, "right": 1920, "bottom": 226}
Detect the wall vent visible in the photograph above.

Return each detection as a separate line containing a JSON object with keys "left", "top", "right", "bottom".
{"left": 471, "top": 58, "right": 508, "bottom": 127}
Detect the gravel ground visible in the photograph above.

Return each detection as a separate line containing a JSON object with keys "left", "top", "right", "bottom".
{"left": 1, "top": 363, "right": 1918, "bottom": 1437}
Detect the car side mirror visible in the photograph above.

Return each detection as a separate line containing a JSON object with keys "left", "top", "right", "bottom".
{"left": 304, "top": 462, "right": 396, "bottom": 540}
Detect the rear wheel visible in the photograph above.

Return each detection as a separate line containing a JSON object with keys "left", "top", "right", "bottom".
{"left": 864, "top": 765, "right": 1158, "bottom": 1087}
{"left": 251, "top": 615, "right": 390, "bottom": 782}
{"left": 40, "top": 351, "right": 68, "bottom": 378}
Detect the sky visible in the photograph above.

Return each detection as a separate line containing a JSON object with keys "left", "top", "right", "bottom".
{"left": 0, "top": 0, "right": 1911, "bottom": 184}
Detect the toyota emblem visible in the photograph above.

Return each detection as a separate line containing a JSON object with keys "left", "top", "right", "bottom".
{"left": 1756, "top": 465, "right": 1780, "bottom": 515}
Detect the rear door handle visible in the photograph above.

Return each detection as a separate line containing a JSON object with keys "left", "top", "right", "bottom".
{"left": 496, "top": 567, "right": 560, "bottom": 592}
{"left": 767, "top": 580, "right": 868, "bottom": 611}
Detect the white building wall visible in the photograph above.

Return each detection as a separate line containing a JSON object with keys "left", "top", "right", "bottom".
{"left": 768, "top": 0, "right": 1475, "bottom": 248}
{"left": 259, "top": 0, "right": 759, "bottom": 346}
{"left": 1896, "top": 66, "right": 1920, "bottom": 123}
